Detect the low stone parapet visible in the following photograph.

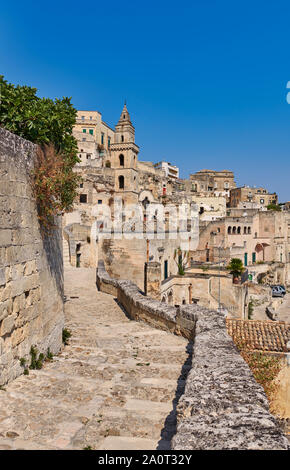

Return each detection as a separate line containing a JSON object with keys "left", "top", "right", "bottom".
{"left": 97, "top": 261, "right": 196, "bottom": 339}
{"left": 96, "top": 260, "right": 289, "bottom": 450}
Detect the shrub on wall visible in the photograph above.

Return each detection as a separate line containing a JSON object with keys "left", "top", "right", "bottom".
{"left": 0, "top": 75, "right": 80, "bottom": 228}
{"left": 235, "top": 340, "right": 283, "bottom": 409}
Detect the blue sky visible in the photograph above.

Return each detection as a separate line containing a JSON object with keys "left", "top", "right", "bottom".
{"left": 1, "top": 0, "right": 290, "bottom": 200}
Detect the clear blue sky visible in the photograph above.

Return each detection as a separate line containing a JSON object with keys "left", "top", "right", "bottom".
{"left": 1, "top": 0, "right": 290, "bottom": 201}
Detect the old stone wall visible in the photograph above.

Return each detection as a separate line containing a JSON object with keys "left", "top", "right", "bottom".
{"left": 0, "top": 128, "right": 64, "bottom": 386}
{"left": 96, "top": 260, "right": 289, "bottom": 450}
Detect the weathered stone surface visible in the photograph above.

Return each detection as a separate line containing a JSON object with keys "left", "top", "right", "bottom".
{"left": 171, "top": 305, "right": 289, "bottom": 450}
{"left": 0, "top": 128, "right": 64, "bottom": 386}
{"left": 97, "top": 262, "right": 289, "bottom": 450}
{"left": 0, "top": 267, "right": 189, "bottom": 450}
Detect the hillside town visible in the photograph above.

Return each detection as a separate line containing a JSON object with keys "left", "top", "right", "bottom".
{"left": 0, "top": 86, "right": 289, "bottom": 451}
{"left": 63, "top": 103, "right": 290, "bottom": 323}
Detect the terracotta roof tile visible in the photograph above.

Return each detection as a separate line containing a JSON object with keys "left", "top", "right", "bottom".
{"left": 226, "top": 318, "right": 290, "bottom": 353}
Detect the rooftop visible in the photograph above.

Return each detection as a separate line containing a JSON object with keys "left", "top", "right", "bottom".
{"left": 226, "top": 318, "right": 290, "bottom": 353}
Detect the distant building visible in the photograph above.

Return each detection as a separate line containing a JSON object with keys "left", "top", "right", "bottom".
{"left": 281, "top": 201, "right": 290, "bottom": 211}
{"left": 154, "top": 161, "right": 179, "bottom": 180}
{"left": 229, "top": 186, "right": 278, "bottom": 208}
{"left": 73, "top": 110, "right": 115, "bottom": 167}
{"left": 190, "top": 169, "right": 236, "bottom": 198}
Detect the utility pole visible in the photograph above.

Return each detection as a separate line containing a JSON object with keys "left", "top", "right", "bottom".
{"left": 146, "top": 239, "right": 149, "bottom": 263}
{"left": 218, "top": 240, "right": 224, "bottom": 312}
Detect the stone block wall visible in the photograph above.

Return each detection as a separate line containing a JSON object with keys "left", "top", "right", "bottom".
{"left": 0, "top": 128, "right": 64, "bottom": 386}
{"left": 96, "top": 260, "right": 289, "bottom": 450}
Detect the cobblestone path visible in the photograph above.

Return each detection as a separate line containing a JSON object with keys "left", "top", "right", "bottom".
{"left": 0, "top": 267, "right": 190, "bottom": 450}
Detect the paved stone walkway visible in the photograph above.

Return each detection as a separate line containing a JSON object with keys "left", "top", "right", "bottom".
{"left": 0, "top": 268, "right": 190, "bottom": 450}
{"left": 252, "top": 293, "right": 290, "bottom": 323}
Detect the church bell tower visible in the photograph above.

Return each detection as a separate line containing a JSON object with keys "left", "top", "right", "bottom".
{"left": 109, "top": 103, "right": 139, "bottom": 197}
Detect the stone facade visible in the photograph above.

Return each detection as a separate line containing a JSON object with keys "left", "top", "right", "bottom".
{"left": 73, "top": 110, "right": 115, "bottom": 167}
{"left": 230, "top": 185, "right": 278, "bottom": 208}
{"left": 190, "top": 169, "right": 236, "bottom": 198}
{"left": 0, "top": 128, "right": 64, "bottom": 386}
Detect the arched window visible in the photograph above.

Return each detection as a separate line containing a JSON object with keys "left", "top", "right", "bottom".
{"left": 237, "top": 226, "right": 241, "bottom": 234}
{"left": 121, "top": 135, "right": 124, "bottom": 142}
{"left": 119, "top": 154, "right": 124, "bottom": 166}
{"left": 233, "top": 226, "right": 236, "bottom": 234}
{"left": 248, "top": 227, "right": 251, "bottom": 234}
{"left": 228, "top": 226, "right": 232, "bottom": 234}
{"left": 118, "top": 175, "right": 124, "bottom": 189}
{"left": 244, "top": 227, "right": 247, "bottom": 234}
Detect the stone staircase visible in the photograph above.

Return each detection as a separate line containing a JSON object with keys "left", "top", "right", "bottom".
{"left": 62, "top": 238, "right": 71, "bottom": 268}
{"left": 0, "top": 267, "right": 190, "bottom": 450}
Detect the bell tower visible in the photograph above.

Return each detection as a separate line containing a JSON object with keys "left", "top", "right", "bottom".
{"left": 110, "top": 103, "right": 139, "bottom": 197}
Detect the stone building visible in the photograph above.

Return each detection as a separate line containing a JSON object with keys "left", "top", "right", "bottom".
{"left": 63, "top": 104, "right": 200, "bottom": 287}
{"left": 73, "top": 110, "right": 115, "bottom": 167}
{"left": 190, "top": 209, "right": 290, "bottom": 285}
{"left": 190, "top": 169, "right": 236, "bottom": 197}
{"left": 154, "top": 161, "right": 179, "bottom": 180}
{"left": 229, "top": 185, "right": 278, "bottom": 208}
{"left": 65, "top": 103, "right": 289, "bottom": 307}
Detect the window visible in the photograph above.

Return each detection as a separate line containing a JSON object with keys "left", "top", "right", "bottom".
{"left": 81, "top": 116, "right": 85, "bottom": 121}
{"left": 80, "top": 194, "right": 87, "bottom": 203}
{"left": 118, "top": 175, "right": 124, "bottom": 189}
{"left": 108, "top": 137, "right": 111, "bottom": 148}
{"left": 89, "top": 116, "right": 92, "bottom": 120}
{"left": 244, "top": 227, "right": 247, "bottom": 234}
{"left": 164, "top": 260, "right": 168, "bottom": 280}
{"left": 89, "top": 129, "right": 93, "bottom": 135}
{"left": 121, "top": 135, "right": 124, "bottom": 142}
{"left": 80, "top": 183, "right": 83, "bottom": 188}
{"left": 237, "top": 226, "right": 241, "bottom": 234}
{"left": 119, "top": 154, "right": 124, "bottom": 166}
{"left": 82, "top": 129, "right": 86, "bottom": 133}
{"left": 82, "top": 138, "right": 86, "bottom": 142}
{"left": 86, "top": 154, "right": 91, "bottom": 159}
{"left": 260, "top": 199, "right": 265, "bottom": 204}
{"left": 228, "top": 226, "right": 232, "bottom": 234}
{"left": 98, "top": 200, "right": 102, "bottom": 205}
{"left": 101, "top": 133, "right": 104, "bottom": 145}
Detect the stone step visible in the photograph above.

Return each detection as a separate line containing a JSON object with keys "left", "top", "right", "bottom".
{"left": 97, "top": 436, "right": 161, "bottom": 450}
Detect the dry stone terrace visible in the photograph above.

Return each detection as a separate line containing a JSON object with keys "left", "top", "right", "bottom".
{"left": 0, "top": 267, "right": 190, "bottom": 450}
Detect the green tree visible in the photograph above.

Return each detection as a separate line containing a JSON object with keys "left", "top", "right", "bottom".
{"left": 0, "top": 75, "right": 78, "bottom": 161}
{"left": 174, "top": 248, "right": 189, "bottom": 275}
{"left": 266, "top": 203, "right": 281, "bottom": 211}
{"left": 227, "top": 258, "right": 245, "bottom": 278}
{"left": 0, "top": 76, "right": 80, "bottom": 228}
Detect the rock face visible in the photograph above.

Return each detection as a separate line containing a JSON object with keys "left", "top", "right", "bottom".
{"left": 172, "top": 305, "right": 289, "bottom": 450}
{"left": 0, "top": 128, "right": 64, "bottom": 386}
{"left": 97, "top": 262, "right": 289, "bottom": 450}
